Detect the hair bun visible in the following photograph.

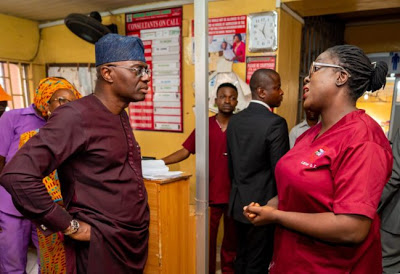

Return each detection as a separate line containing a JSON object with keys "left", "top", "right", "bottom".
{"left": 369, "top": 61, "right": 388, "bottom": 92}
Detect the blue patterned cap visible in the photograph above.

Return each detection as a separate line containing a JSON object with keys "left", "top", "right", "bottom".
{"left": 95, "top": 33, "right": 146, "bottom": 66}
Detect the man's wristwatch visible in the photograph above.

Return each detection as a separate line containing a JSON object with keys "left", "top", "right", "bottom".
{"left": 63, "top": 219, "right": 80, "bottom": 236}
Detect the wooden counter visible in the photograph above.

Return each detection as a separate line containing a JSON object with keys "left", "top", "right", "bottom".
{"left": 143, "top": 174, "right": 191, "bottom": 274}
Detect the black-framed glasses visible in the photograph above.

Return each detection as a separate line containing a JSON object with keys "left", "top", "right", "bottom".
{"left": 308, "top": 62, "right": 352, "bottom": 78}
{"left": 107, "top": 65, "right": 151, "bottom": 78}
{"left": 49, "top": 97, "right": 71, "bottom": 105}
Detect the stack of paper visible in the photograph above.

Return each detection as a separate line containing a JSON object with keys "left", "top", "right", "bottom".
{"left": 141, "top": 160, "right": 183, "bottom": 180}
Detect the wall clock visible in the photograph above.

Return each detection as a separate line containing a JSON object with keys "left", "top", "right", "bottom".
{"left": 248, "top": 11, "right": 278, "bottom": 52}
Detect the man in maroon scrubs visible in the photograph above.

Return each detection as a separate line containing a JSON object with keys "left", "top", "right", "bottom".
{"left": 163, "top": 83, "right": 238, "bottom": 274}
{"left": 0, "top": 33, "right": 151, "bottom": 273}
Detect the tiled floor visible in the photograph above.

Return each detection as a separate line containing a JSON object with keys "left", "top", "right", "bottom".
{"left": 216, "top": 244, "right": 222, "bottom": 274}
{"left": 26, "top": 247, "right": 39, "bottom": 274}
{"left": 26, "top": 245, "right": 223, "bottom": 274}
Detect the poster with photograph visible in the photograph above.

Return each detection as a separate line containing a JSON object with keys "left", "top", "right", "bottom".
{"left": 126, "top": 8, "right": 183, "bottom": 132}
{"left": 192, "top": 15, "right": 247, "bottom": 63}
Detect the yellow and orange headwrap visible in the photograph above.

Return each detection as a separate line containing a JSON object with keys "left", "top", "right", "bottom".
{"left": 33, "top": 77, "right": 82, "bottom": 118}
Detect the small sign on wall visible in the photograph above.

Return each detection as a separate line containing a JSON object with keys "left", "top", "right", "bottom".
{"left": 246, "top": 56, "right": 276, "bottom": 84}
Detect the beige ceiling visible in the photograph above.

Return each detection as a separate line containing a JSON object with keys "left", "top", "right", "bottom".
{"left": 2, "top": 0, "right": 400, "bottom": 23}
{"left": 282, "top": 0, "right": 400, "bottom": 17}
{"left": 0, "top": 0, "right": 168, "bottom": 22}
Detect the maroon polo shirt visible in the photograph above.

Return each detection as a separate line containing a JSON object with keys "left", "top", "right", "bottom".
{"left": 183, "top": 115, "right": 231, "bottom": 204}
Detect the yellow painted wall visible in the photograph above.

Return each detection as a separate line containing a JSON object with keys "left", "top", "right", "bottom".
{"left": 0, "top": 14, "right": 39, "bottom": 61}
{"left": 345, "top": 21, "right": 400, "bottom": 53}
{"left": 34, "top": 15, "right": 125, "bottom": 64}
{"left": 34, "top": 24, "right": 94, "bottom": 64}
{"left": 275, "top": 9, "right": 302, "bottom": 129}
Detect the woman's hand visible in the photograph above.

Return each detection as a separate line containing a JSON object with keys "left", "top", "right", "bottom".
{"left": 266, "top": 196, "right": 278, "bottom": 209}
{"left": 243, "top": 202, "right": 277, "bottom": 226}
{"left": 243, "top": 202, "right": 260, "bottom": 219}
{"left": 245, "top": 202, "right": 372, "bottom": 244}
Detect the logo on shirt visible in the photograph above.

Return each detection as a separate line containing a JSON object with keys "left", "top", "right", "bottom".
{"left": 309, "top": 146, "right": 329, "bottom": 163}
{"left": 315, "top": 148, "right": 325, "bottom": 157}
{"left": 300, "top": 146, "right": 330, "bottom": 168}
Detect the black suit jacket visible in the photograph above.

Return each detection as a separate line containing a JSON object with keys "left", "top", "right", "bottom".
{"left": 227, "top": 102, "right": 289, "bottom": 223}
{"left": 379, "top": 128, "right": 400, "bottom": 234}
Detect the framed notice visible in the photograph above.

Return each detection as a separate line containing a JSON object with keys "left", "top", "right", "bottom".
{"left": 126, "top": 8, "right": 183, "bottom": 132}
{"left": 246, "top": 56, "right": 276, "bottom": 84}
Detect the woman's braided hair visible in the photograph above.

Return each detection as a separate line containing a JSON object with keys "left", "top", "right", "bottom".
{"left": 327, "top": 45, "right": 388, "bottom": 101}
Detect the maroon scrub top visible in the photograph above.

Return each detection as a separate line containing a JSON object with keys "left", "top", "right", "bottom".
{"left": 183, "top": 115, "right": 231, "bottom": 204}
{"left": 270, "top": 110, "right": 393, "bottom": 274}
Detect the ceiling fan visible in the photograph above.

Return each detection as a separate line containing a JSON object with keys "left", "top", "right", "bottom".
{"left": 65, "top": 11, "right": 118, "bottom": 44}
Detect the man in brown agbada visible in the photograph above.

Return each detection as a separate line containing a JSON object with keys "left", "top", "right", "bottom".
{"left": 0, "top": 33, "right": 151, "bottom": 273}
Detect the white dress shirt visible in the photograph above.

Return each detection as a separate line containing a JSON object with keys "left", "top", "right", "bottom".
{"left": 289, "top": 119, "right": 311, "bottom": 148}
{"left": 250, "top": 100, "right": 271, "bottom": 111}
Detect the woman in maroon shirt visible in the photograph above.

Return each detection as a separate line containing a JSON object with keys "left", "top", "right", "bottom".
{"left": 244, "top": 45, "right": 392, "bottom": 273}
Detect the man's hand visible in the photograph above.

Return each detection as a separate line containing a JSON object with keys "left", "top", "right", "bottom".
{"left": 68, "top": 220, "right": 91, "bottom": 241}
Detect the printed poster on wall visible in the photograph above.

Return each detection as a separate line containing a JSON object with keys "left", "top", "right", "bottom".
{"left": 126, "top": 8, "right": 183, "bottom": 132}
{"left": 246, "top": 56, "right": 276, "bottom": 84}
{"left": 192, "top": 15, "right": 247, "bottom": 63}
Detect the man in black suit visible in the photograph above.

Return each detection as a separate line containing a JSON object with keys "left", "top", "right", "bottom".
{"left": 379, "top": 128, "right": 400, "bottom": 274}
{"left": 227, "top": 69, "right": 289, "bottom": 273}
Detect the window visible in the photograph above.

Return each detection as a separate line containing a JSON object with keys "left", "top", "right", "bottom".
{"left": 47, "top": 64, "right": 96, "bottom": 97}
{"left": 0, "top": 61, "right": 33, "bottom": 110}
